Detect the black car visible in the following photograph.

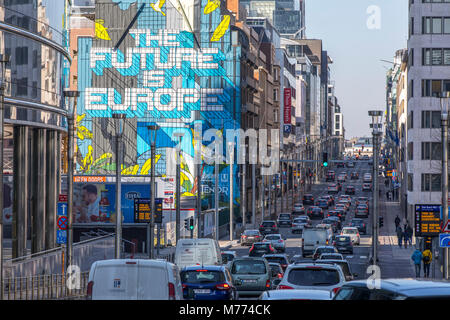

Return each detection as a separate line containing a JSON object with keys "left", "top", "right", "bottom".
{"left": 316, "top": 199, "right": 329, "bottom": 210}
{"left": 307, "top": 206, "right": 324, "bottom": 220}
{"left": 277, "top": 213, "right": 292, "bottom": 227}
{"left": 327, "top": 210, "right": 344, "bottom": 222}
{"left": 259, "top": 220, "right": 279, "bottom": 235}
{"left": 302, "top": 194, "right": 315, "bottom": 205}
{"left": 351, "top": 172, "right": 359, "bottom": 180}
{"left": 326, "top": 171, "right": 335, "bottom": 182}
{"left": 334, "top": 235, "right": 353, "bottom": 254}
{"left": 249, "top": 242, "right": 276, "bottom": 257}
{"left": 345, "top": 186, "right": 355, "bottom": 195}
{"left": 350, "top": 218, "right": 367, "bottom": 234}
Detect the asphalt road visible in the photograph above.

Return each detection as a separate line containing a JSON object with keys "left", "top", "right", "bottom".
{"left": 232, "top": 160, "right": 375, "bottom": 299}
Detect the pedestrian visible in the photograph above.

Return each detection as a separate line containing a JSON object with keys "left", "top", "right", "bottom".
{"left": 396, "top": 225, "right": 403, "bottom": 248}
{"left": 422, "top": 248, "right": 432, "bottom": 278}
{"left": 406, "top": 225, "right": 413, "bottom": 246}
{"left": 386, "top": 191, "right": 389, "bottom": 201}
{"left": 403, "top": 227, "right": 408, "bottom": 249}
{"left": 411, "top": 248, "right": 423, "bottom": 278}
{"left": 395, "top": 215, "right": 401, "bottom": 229}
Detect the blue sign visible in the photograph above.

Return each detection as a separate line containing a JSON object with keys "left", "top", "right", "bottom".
{"left": 57, "top": 202, "right": 68, "bottom": 216}
{"left": 440, "top": 233, "right": 450, "bottom": 248}
{"left": 284, "top": 124, "right": 291, "bottom": 134}
{"left": 57, "top": 230, "right": 67, "bottom": 245}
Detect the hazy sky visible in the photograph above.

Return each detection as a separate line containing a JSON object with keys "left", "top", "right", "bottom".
{"left": 306, "top": 0, "right": 408, "bottom": 139}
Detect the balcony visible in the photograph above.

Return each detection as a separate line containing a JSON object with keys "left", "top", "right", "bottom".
{"left": 242, "top": 76, "right": 258, "bottom": 92}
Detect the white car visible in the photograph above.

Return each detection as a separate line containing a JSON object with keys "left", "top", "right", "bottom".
{"left": 263, "top": 234, "right": 287, "bottom": 252}
{"left": 341, "top": 227, "right": 360, "bottom": 245}
{"left": 292, "top": 216, "right": 311, "bottom": 234}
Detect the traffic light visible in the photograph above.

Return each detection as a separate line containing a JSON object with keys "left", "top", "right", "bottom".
{"left": 184, "top": 218, "right": 189, "bottom": 230}
{"left": 379, "top": 216, "right": 384, "bottom": 228}
{"left": 189, "top": 217, "right": 194, "bottom": 230}
{"left": 322, "top": 152, "right": 328, "bottom": 167}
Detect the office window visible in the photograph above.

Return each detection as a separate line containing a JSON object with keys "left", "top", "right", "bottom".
{"left": 423, "top": 17, "right": 432, "bottom": 33}
{"left": 422, "top": 142, "right": 431, "bottom": 159}
{"left": 408, "top": 174, "right": 413, "bottom": 192}
{"left": 432, "top": 111, "right": 441, "bottom": 128}
{"left": 445, "top": 49, "right": 450, "bottom": 65}
{"left": 423, "top": 48, "right": 431, "bottom": 65}
{"left": 16, "top": 78, "right": 28, "bottom": 96}
{"left": 422, "top": 173, "right": 442, "bottom": 191}
{"left": 444, "top": 80, "right": 450, "bottom": 92}
{"left": 432, "top": 48, "right": 443, "bottom": 65}
{"left": 408, "top": 142, "right": 414, "bottom": 160}
{"left": 15, "top": 47, "right": 28, "bottom": 65}
{"left": 445, "top": 18, "right": 450, "bottom": 33}
{"left": 422, "top": 173, "right": 431, "bottom": 191}
{"left": 431, "top": 142, "right": 442, "bottom": 160}
{"left": 433, "top": 17, "right": 442, "bottom": 34}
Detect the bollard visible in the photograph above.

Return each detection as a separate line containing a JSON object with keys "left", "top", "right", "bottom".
{"left": 50, "top": 275, "right": 53, "bottom": 300}
{"left": 31, "top": 277, "right": 34, "bottom": 300}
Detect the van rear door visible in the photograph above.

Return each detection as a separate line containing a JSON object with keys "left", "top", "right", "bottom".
{"left": 137, "top": 261, "right": 169, "bottom": 299}
{"left": 92, "top": 261, "right": 138, "bottom": 300}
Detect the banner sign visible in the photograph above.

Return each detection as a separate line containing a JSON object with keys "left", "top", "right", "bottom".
{"left": 284, "top": 88, "right": 292, "bottom": 125}
{"left": 415, "top": 205, "right": 442, "bottom": 237}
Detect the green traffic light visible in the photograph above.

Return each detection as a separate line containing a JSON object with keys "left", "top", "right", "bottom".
{"left": 190, "top": 226, "right": 194, "bottom": 230}
{"left": 323, "top": 162, "right": 328, "bottom": 167}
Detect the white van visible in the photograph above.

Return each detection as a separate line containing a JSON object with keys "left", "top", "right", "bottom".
{"left": 302, "top": 227, "right": 333, "bottom": 257}
{"left": 174, "top": 238, "right": 222, "bottom": 270}
{"left": 87, "top": 259, "right": 183, "bottom": 300}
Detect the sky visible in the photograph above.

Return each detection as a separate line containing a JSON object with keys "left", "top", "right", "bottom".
{"left": 305, "top": 0, "right": 408, "bottom": 139}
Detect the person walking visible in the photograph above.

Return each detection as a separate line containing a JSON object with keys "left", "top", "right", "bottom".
{"left": 422, "top": 248, "right": 432, "bottom": 278}
{"left": 396, "top": 225, "right": 403, "bottom": 248}
{"left": 411, "top": 248, "right": 423, "bottom": 278}
{"left": 403, "top": 226, "right": 408, "bottom": 249}
{"left": 395, "top": 215, "right": 401, "bottom": 229}
{"left": 406, "top": 225, "right": 413, "bottom": 246}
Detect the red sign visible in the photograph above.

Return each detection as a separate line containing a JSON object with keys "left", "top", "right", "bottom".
{"left": 57, "top": 216, "right": 68, "bottom": 230}
{"left": 58, "top": 194, "right": 67, "bottom": 202}
{"left": 284, "top": 88, "right": 292, "bottom": 125}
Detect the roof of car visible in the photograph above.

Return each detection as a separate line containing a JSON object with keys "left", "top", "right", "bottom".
{"left": 263, "top": 254, "right": 289, "bottom": 258}
{"left": 262, "top": 289, "right": 332, "bottom": 300}
{"left": 341, "top": 279, "right": 450, "bottom": 297}
{"left": 315, "top": 245, "right": 336, "bottom": 250}
{"left": 182, "top": 265, "right": 227, "bottom": 271}
{"left": 221, "top": 251, "right": 237, "bottom": 255}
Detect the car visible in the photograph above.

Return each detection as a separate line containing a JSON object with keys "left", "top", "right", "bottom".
{"left": 307, "top": 206, "right": 324, "bottom": 220}
{"left": 303, "top": 194, "right": 315, "bottom": 205}
{"left": 350, "top": 172, "right": 359, "bottom": 180}
{"left": 268, "top": 262, "right": 284, "bottom": 281}
{"left": 327, "top": 216, "right": 342, "bottom": 231}
{"left": 333, "top": 279, "right": 450, "bottom": 300}
{"left": 328, "top": 184, "right": 339, "bottom": 194}
{"left": 263, "top": 234, "right": 286, "bottom": 252}
{"left": 259, "top": 220, "right": 279, "bottom": 236}
{"left": 337, "top": 162, "right": 345, "bottom": 168}
{"left": 337, "top": 175, "right": 346, "bottom": 183}
{"left": 355, "top": 205, "right": 369, "bottom": 218}
{"left": 292, "top": 216, "right": 312, "bottom": 234}
{"left": 338, "top": 194, "right": 351, "bottom": 203}
{"left": 316, "top": 199, "right": 329, "bottom": 210}
{"left": 318, "top": 253, "right": 344, "bottom": 260}
{"left": 350, "top": 218, "right": 367, "bottom": 234}
{"left": 333, "top": 235, "right": 353, "bottom": 254}
{"left": 335, "top": 203, "right": 348, "bottom": 214}
{"left": 292, "top": 203, "right": 306, "bottom": 215}
{"left": 362, "top": 183, "right": 372, "bottom": 192}
{"left": 259, "top": 289, "right": 332, "bottom": 300}
{"left": 302, "top": 227, "right": 334, "bottom": 257}
{"left": 249, "top": 242, "right": 276, "bottom": 257}
{"left": 313, "top": 245, "right": 339, "bottom": 260}
{"left": 346, "top": 162, "right": 355, "bottom": 168}
{"left": 240, "top": 229, "right": 263, "bottom": 246}
{"left": 323, "top": 195, "right": 335, "bottom": 206}
{"left": 363, "top": 174, "right": 372, "bottom": 183}
{"left": 355, "top": 197, "right": 369, "bottom": 207}
{"left": 345, "top": 186, "right": 355, "bottom": 195}
{"left": 87, "top": 259, "right": 183, "bottom": 300}
{"left": 338, "top": 200, "right": 351, "bottom": 210}
{"left": 262, "top": 254, "right": 291, "bottom": 272}
{"left": 341, "top": 227, "right": 360, "bottom": 245}
{"left": 229, "top": 257, "right": 272, "bottom": 297}
{"left": 326, "top": 171, "right": 336, "bottom": 182}
{"left": 318, "top": 259, "right": 357, "bottom": 281}
{"left": 180, "top": 265, "right": 238, "bottom": 300}
{"left": 221, "top": 251, "right": 237, "bottom": 265}
{"left": 322, "top": 218, "right": 340, "bottom": 233}
{"left": 277, "top": 262, "right": 346, "bottom": 294}
{"left": 277, "top": 213, "right": 292, "bottom": 228}
{"left": 327, "top": 210, "right": 344, "bottom": 222}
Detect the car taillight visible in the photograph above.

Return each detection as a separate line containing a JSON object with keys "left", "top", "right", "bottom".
{"left": 357, "top": 233, "right": 360, "bottom": 237}
{"left": 255, "top": 235, "right": 260, "bottom": 238}
{"left": 278, "top": 240, "right": 284, "bottom": 243}
{"left": 168, "top": 282, "right": 176, "bottom": 300}
{"left": 332, "top": 287, "right": 341, "bottom": 294}
{"left": 266, "top": 279, "right": 271, "bottom": 288}
{"left": 278, "top": 285, "right": 294, "bottom": 290}
{"left": 86, "top": 281, "right": 94, "bottom": 300}
{"left": 182, "top": 284, "right": 188, "bottom": 289}
{"left": 273, "top": 225, "right": 276, "bottom": 228}
{"left": 216, "top": 283, "right": 231, "bottom": 290}
{"left": 277, "top": 273, "right": 283, "bottom": 279}
{"left": 242, "top": 235, "right": 247, "bottom": 238}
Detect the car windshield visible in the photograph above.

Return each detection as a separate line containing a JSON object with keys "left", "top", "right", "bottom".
{"left": 262, "top": 222, "right": 275, "bottom": 227}
{"left": 279, "top": 215, "right": 290, "bottom": 219}
{"left": 265, "top": 235, "right": 281, "bottom": 240}
{"left": 232, "top": 260, "right": 266, "bottom": 274}
{"left": 336, "top": 237, "right": 350, "bottom": 242}
{"left": 244, "top": 230, "right": 259, "bottom": 235}
{"left": 269, "top": 265, "right": 282, "bottom": 273}
{"left": 317, "top": 248, "right": 335, "bottom": 254}
{"left": 287, "top": 268, "right": 340, "bottom": 286}
{"left": 181, "top": 270, "right": 225, "bottom": 284}
{"left": 343, "top": 229, "right": 357, "bottom": 234}
{"left": 294, "top": 217, "right": 307, "bottom": 222}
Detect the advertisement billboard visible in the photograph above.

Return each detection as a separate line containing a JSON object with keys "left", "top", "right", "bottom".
{"left": 284, "top": 88, "right": 292, "bottom": 125}
{"left": 415, "top": 204, "right": 442, "bottom": 237}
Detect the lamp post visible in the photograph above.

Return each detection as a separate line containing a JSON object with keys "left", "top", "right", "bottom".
{"left": 63, "top": 89, "right": 79, "bottom": 271}
{"left": 113, "top": 113, "right": 126, "bottom": 259}
{"left": 147, "top": 124, "right": 159, "bottom": 259}
{"left": 440, "top": 91, "right": 450, "bottom": 280}
{"left": 173, "top": 132, "right": 184, "bottom": 244}
{"left": 228, "top": 142, "right": 234, "bottom": 241}
{"left": 369, "top": 110, "right": 383, "bottom": 265}
{"left": 0, "top": 54, "right": 9, "bottom": 300}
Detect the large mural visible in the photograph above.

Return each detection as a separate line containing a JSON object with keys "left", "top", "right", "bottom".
{"left": 73, "top": 0, "right": 241, "bottom": 219}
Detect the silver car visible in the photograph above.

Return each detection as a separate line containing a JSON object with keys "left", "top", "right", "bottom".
{"left": 292, "top": 216, "right": 311, "bottom": 234}
{"left": 341, "top": 227, "right": 360, "bottom": 245}
{"left": 230, "top": 257, "right": 272, "bottom": 297}
{"left": 263, "top": 234, "right": 286, "bottom": 252}
{"left": 277, "top": 263, "right": 346, "bottom": 294}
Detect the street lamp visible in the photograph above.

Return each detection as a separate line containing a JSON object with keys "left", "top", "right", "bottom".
{"left": 228, "top": 141, "right": 235, "bottom": 241}
{"left": 173, "top": 131, "right": 184, "bottom": 243}
{"left": 440, "top": 91, "right": 450, "bottom": 280}
{"left": 63, "top": 89, "right": 79, "bottom": 271}
{"left": 113, "top": 113, "right": 126, "bottom": 259}
{"left": 369, "top": 110, "right": 383, "bottom": 265}
{"left": 0, "top": 53, "right": 9, "bottom": 300}
{"left": 147, "top": 124, "right": 160, "bottom": 258}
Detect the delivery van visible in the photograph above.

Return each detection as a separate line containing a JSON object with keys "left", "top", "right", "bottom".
{"left": 174, "top": 238, "right": 222, "bottom": 269}
{"left": 87, "top": 259, "right": 183, "bottom": 300}
{"left": 302, "top": 227, "right": 333, "bottom": 257}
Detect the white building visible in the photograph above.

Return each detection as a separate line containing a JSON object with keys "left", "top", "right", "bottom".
{"left": 407, "top": 1, "right": 450, "bottom": 224}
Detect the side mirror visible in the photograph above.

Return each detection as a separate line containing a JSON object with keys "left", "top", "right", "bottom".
{"left": 272, "top": 279, "right": 282, "bottom": 287}
{"left": 353, "top": 273, "right": 358, "bottom": 278}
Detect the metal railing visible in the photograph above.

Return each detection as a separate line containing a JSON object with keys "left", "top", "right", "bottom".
{"left": 2, "top": 272, "right": 89, "bottom": 300}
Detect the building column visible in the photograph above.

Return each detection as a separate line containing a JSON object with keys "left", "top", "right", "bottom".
{"left": 31, "top": 129, "right": 46, "bottom": 253}
{"left": 45, "top": 130, "right": 57, "bottom": 250}
{"left": 12, "top": 126, "right": 29, "bottom": 258}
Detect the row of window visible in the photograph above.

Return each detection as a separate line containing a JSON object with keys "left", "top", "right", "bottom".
{"left": 422, "top": 17, "right": 450, "bottom": 34}
{"left": 407, "top": 110, "right": 446, "bottom": 129}
{"left": 407, "top": 173, "right": 450, "bottom": 192}
{"left": 406, "top": 141, "right": 450, "bottom": 160}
